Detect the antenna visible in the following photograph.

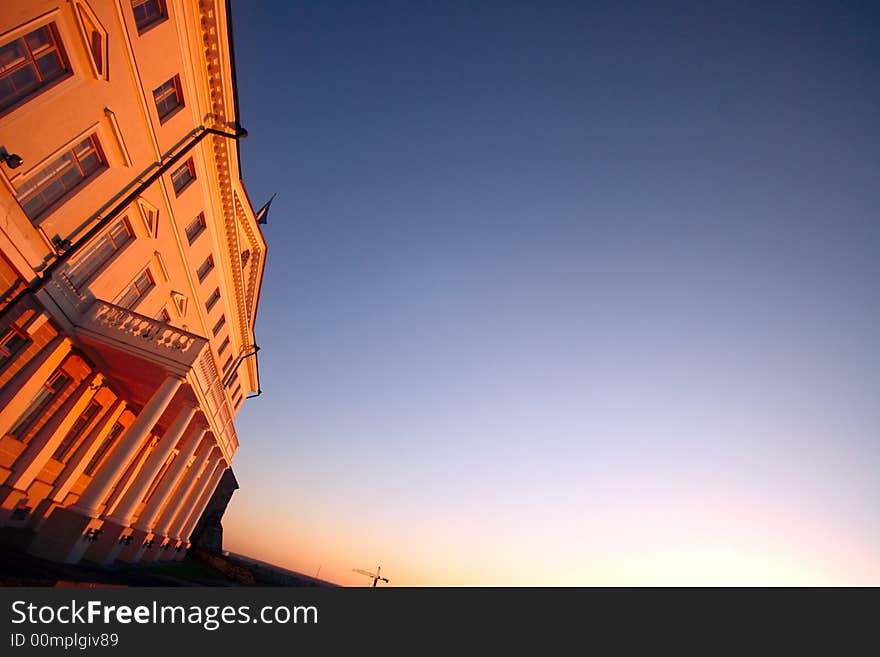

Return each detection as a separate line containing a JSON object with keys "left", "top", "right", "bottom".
{"left": 352, "top": 565, "right": 391, "bottom": 587}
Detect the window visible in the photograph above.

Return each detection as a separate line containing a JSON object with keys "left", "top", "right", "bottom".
{"left": 14, "top": 135, "right": 107, "bottom": 220}
{"left": 132, "top": 0, "right": 168, "bottom": 34}
{"left": 205, "top": 287, "right": 221, "bottom": 312}
{"left": 185, "top": 212, "right": 206, "bottom": 244}
{"left": 66, "top": 219, "right": 133, "bottom": 289}
{"left": 171, "top": 158, "right": 195, "bottom": 195}
{"left": 224, "top": 372, "right": 238, "bottom": 390}
{"left": 53, "top": 400, "right": 102, "bottom": 461}
{"left": 0, "top": 23, "right": 71, "bottom": 114}
{"left": 153, "top": 75, "right": 183, "bottom": 123}
{"left": 118, "top": 269, "right": 154, "bottom": 309}
{"left": 217, "top": 336, "right": 230, "bottom": 357}
{"left": 196, "top": 255, "right": 214, "bottom": 282}
{"left": 212, "top": 315, "right": 225, "bottom": 337}
{"left": 221, "top": 354, "right": 233, "bottom": 374}
{"left": 0, "top": 324, "right": 30, "bottom": 369}
{"left": 10, "top": 370, "right": 73, "bottom": 442}
{"left": 156, "top": 307, "right": 171, "bottom": 323}
{"left": 84, "top": 421, "right": 125, "bottom": 476}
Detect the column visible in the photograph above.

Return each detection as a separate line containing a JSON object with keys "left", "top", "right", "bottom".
{"left": 166, "top": 451, "right": 223, "bottom": 542}
{"left": 168, "top": 459, "right": 226, "bottom": 560}
{"left": 48, "top": 400, "right": 127, "bottom": 505}
{"left": 0, "top": 336, "right": 70, "bottom": 438}
{"left": 134, "top": 426, "right": 207, "bottom": 532}
{"left": 4, "top": 374, "right": 103, "bottom": 494}
{"left": 104, "top": 404, "right": 197, "bottom": 527}
{"left": 150, "top": 443, "right": 216, "bottom": 546}
{"left": 180, "top": 463, "right": 227, "bottom": 542}
{"left": 71, "top": 374, "right": 182, "bottom": 518}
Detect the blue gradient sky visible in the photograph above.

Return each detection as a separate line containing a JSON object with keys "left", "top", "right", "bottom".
{"left": 222, "top": 0, "right": 880, "bottom": 585}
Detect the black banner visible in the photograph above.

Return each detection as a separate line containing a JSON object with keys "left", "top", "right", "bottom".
{"left": 0, "top": 586, "right": 866, "bottom": 653}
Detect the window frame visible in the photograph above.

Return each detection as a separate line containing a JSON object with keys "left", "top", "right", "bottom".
{"left": 185, "top": 212, "right": 207, "bottom": 245}
{"left": 196, "top": 254, "right": 214, "bottom": 282}
{"left": 170, "top": 158, "right": 196, "bottom": 196}
{"left": 0, "top": 22, "right": 73, "bottom": 116}
{"left": 211, "top": 314, "right": 226, "bottom": 337}
{"left": 205, "top": 287, "right": 221, "bottom": 312}
{"left": 53, "top": 399, "right": 103, "bottom": 462}
{"left": 64, "top": 218, "right": 134, "bottom": 290}
{"left": 152, "top": 74, "right": 184, "bottom": 123}
{"left": 0, "top": 324, "right": 31, "bottom": 372}
{"left": 14, "top": 133, "right": 108, "bottom": 222}
{"left": 9, "top": 369, "right": 74, "bottom": 442}
{"left": 131, "top": 0, "right": 169, "bottom": 35}
{"left": 117, "top": 268, "right": 155, "bottom": 310}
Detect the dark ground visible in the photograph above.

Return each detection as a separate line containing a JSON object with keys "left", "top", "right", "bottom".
{"left": 0, "top": 546, "right": 337, "bottom": 587}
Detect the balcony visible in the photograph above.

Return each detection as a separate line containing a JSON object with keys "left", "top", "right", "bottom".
{"left": 40, "top": 272, "right": 238, "bottom": 461}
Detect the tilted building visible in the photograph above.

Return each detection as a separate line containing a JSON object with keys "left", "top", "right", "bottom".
{"left": 0, "top": 0, "right": 265, "bottom": 565}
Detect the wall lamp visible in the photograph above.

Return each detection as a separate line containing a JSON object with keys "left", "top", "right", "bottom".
{"left": 0, "top": 148, "right": 23, "bottom": 169}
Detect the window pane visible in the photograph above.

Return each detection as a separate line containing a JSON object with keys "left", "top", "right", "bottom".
{"left": 36, "top": 52, "right": 63, "bottom": 79}
{"left": 24, "top": 27, "right": 52, "bottom": 52}
{"left": 10, "top": 65, "right": 38, "bottom": 92}
{"left": 0, "top": 41, "right": 28, "bottom": 73}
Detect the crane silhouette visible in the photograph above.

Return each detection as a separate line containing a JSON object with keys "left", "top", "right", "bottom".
{"left": 352, "top": 565, "right": 390, "bottom": 587}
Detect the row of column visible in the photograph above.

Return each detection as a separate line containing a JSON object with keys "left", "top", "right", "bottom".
{"left": 23, "top": 369, "right": 228, "bottom": 565}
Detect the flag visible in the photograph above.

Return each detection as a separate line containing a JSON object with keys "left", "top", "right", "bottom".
{"left": 255, "top": 193, "right": 276, "bottom": 225}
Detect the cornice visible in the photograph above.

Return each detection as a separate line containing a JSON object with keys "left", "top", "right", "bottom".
{"left": 196, "top": 0, "right": 249, "bottom": 347}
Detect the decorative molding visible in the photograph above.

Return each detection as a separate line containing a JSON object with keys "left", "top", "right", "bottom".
{"left": 233, "top": 194, "right": 261, "bottom": 324}
{"left": 73, "top": 1, "right": 109, "bottom": 81}
{"left": 136, "top": 197, "right": 159, "bottom": 238}
{"left": 196, "top": 0, "right": 249, "bottom": 348}
{"left": 153, "top": 251, "right": 169, "bottom": 282}
{"left": 104, "top": 108, "right": 132, "bottom": 167}
{"left": 170, "top": 291, "right": 187, "bottom": 317}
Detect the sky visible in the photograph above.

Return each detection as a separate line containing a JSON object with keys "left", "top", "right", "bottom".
{"left": 221, "top": 0, "right": 880, "bottom": 586}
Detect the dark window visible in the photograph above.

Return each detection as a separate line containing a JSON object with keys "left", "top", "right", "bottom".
{"left": 89, "top": 29, "right": 103, "bottom": 76}
{"left": 10, "top": 370, "right": 74, "bottom": 442}
{"left": 0, "top": 23, "right": 72, "bottom": 114}
{"left": 196, "top": 255, "right": 214, "bottom": 282}
{"left": 212, "top": 315, "right": 225, "bottom": 337}
{"left": 84, "top": 421, "right": 125, "bottom": 476}
{"left": 66, "top": 219, "right": 133, "bottom": 289}
{"left": 0, "top": 324, "right": 30, "bottom": 369}
{"left": 221, "top": 354, "right": 233, "bottom": 374}
{"left": 14, "top": 135, "right": 106, "bottom": 220}
{"left": 118, "top": 269, "right": 154, "bottom": 309}
{"left": 156, "top": 307, "right": 171, "bottom": 323}
{"left": 224, "top": 372, "right": 238, "bottom": 390}
{"left": 205, "top": 287, "right": 221, "bottom": 312}
{"left": 171, "top": 158, "right": 195, "bottom": 195}
{"left": 185, "top": 212, "right": 206, "bottom": 244}
{"left": 131, "top": 0, "right": 168, "bottom": 34}
{"left": 53, "top": 400, "right": 102, "bottom": 461}
{"left": 153, "top": 74, "right": 183, "bottom": 122}
{"left": 217, "top": 336, "right": 230, "bottom": 357}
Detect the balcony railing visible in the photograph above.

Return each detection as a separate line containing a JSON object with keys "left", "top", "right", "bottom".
{"left": 42, "top": 273, "right": 207, "bottom": 373}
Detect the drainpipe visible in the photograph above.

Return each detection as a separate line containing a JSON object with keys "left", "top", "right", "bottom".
{"left": 221, "top": 344, "right": 261, "bottom": 398}
{"left": 0, "top": 125, "right": 247, "bottom": 325}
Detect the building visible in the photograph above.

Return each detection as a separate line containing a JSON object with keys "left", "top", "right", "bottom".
{"left": 0, "top": 0, "right": 265, "bottom": 565}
